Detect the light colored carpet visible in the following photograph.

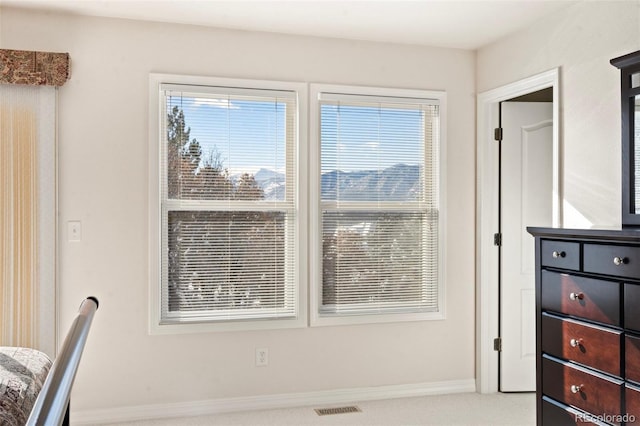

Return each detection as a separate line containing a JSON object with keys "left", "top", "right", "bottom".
{"left": 105, "top": 392, "right": 535, "bottom": 426}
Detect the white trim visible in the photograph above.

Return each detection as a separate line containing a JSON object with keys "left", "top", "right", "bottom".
{"left": 54, "top": 89, "right": 60, "bottom": 358}
{"left": 148, "top": 73, "right": 308, "bottom": 334}
{"left": 319, "top": 92, "right": 441, "bottom": 106}
{"left": 308, "top": 83, "right": 447, "bottom": 327}
{"left": 475, "top": 68, "right": 560, "bottom": 394}
{"left": 71, "top": 379, "right": 476, "bottom": 425}
{"left": 38, "top": 87, "right": 58, "bottom": 358}
{"left": 310, "top": 83, "right": 445, "bottom": 103}
{"left": 161, "top": 83, "right": 298, "bottom": 99}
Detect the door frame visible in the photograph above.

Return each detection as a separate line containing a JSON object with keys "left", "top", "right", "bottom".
{"left": 476, "top": 68, "right": 561, "bottom": 394}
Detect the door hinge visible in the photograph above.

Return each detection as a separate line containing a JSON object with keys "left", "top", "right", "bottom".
{"left": 494, "top": 233, "right": 502, "bottom": 246}
{"left": 494, "top": 337, "right": 502, "bottom": 352}
{"left": 494, "top": 127, "right": 503, "bottom": 141}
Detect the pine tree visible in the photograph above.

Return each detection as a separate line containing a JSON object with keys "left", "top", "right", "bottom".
{"left": 167, "top": 106, "right": 193, "bottom": 198}
{"left": 235, "top": 173, "right": 264, "bottom": 200}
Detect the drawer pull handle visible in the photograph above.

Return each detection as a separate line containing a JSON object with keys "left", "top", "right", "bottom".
{"left": 552, "top": 251, "right": 566, "bottom": 259}
{"left": 570, "top": 384, "right": 583, "bottom": 394}
{"left": 569, "top": 292, "right": 584, "bottom": 301}
{"left": 613, "top": 256, "right": 628, "bottom": 266}
{"left": 569, "top": 338, "right": 583, "bottom": 348}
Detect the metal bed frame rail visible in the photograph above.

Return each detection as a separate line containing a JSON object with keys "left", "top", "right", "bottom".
{"left": 27, "top": 297, "right": 99, "bottom": 426}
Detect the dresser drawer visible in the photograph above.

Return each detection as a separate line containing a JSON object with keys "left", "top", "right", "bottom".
{"left": 584, "top": 243, "right": 640, "bottom": 278}
{"left": 627, "top": 334, "right": 640, "bottom": 384}
{"left": 541, "top": 271, "right": 621, "bottom": 326}
{"left": 541, "top": 240, "right": 580, "bottom": 271}
{"left": 626, "top": 283, "right": 640, "bottom": 332}
{"left": 626, "top": 384, "right": 640, "bottom": 425}
{"left": 542, "top": 313, "right": 622, "bottom": 377}
{"left": 542, "top": 356, "right": 623, "bottom": 419}
{"left": 542, "top": 397, "right": 609, "bottom": 425}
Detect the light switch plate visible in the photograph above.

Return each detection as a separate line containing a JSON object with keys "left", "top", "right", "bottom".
{"left": 68, "top": 221, "right": 82, "bottom": 242}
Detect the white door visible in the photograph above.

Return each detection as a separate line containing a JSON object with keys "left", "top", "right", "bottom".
{"left": 500, "top": 102, "right": 553, "bottom": 392}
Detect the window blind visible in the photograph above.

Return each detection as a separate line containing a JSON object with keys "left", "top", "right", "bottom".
{"left": 318, "top": 92, "right": 440, "bottom": 316}
{"left": 0, "top": 84, "right": 57, "bottom": 355}
{"left": 159, "top": 84, "right": 298, "bottom": 323}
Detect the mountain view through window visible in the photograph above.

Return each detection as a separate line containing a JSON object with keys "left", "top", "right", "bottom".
{"left": 161, "top": 85, "right": 440, "bottom": 323}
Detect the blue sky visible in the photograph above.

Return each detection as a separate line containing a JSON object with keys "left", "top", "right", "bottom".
{"left": 168, "top": 95, "right": 427, "bottom": 174}
{"left": 169, "top": 96, "right": 287, "bottom": 175}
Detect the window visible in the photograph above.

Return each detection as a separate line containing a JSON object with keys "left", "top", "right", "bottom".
{"left": 310, "top": 85, "right": 445, "bottom": 326}
{"left": 150, "top": 76, "right": 444, "bottom": 332}
{"left": 149, "top": 75, "right": 307, "bottom": 333}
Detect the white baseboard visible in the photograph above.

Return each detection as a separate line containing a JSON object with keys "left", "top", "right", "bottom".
{"left": 72, "top": 379, "right": 476, "bottom": 425}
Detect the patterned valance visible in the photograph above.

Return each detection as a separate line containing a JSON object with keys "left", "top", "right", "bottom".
{"left": 0, "top": 49, "right": 70, "bottom": 87}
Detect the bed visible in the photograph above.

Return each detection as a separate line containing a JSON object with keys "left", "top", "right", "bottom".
{"left": 0, "top": 347, "right": 52, "bottom": 426}
{"left": 0, "top": 297, "right": 98, "bottom": 426}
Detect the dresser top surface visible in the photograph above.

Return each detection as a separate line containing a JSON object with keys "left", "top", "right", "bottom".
{"left": 527, "top": 227, "right": 640, "bottom": 242}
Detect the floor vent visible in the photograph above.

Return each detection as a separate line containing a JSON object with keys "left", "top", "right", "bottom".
{"left": 314, "top": 406, "right": 362, "bottom": 416}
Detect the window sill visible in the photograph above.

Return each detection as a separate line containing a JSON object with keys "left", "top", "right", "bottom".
{"left": 310, "top": 310, "right": 445, "bottom": 327}
{"left": 149, "top": 315, "right": 307, "bottom": 335}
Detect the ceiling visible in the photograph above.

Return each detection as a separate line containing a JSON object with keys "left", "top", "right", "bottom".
{"left": 0, "top": 0, "right": 579, "bottom": 50}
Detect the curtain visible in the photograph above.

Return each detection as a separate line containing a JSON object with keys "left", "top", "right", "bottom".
{"left": 0, "top": 84, "right": 56, "bottom": 356}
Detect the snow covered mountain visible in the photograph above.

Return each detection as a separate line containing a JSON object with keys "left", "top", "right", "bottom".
{"left": 243, "top": 164, "right": 422, "bottom": 201}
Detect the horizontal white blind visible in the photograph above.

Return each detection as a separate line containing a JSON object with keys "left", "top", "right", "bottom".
{"left": 319, "top": 93, "right": 440, "bottom": 316}
{"left": 160, "top": 84, "right": 297, "bottom": 323}
{"left": 162, "top": 85, "right": 296, "bottom": 203}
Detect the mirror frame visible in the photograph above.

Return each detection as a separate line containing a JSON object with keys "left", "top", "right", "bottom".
{"left": 611, "top": 50, "right": 640, "bottom": 227}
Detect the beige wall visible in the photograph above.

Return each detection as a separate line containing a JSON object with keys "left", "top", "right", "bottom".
{"left": 478, "top": 1, "right": 640, "bottom": 228}
{"left": 0, "top": 7, "right": 476, "bottom": 417}
{"left": 5, "top": 1, "right": 636, "bottom": 420}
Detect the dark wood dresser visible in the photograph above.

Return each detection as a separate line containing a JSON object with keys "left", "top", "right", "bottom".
{"left": 528, "top": 227, "right": 640, "bottom": 425}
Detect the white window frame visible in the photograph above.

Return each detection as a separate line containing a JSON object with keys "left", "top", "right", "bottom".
{"left": 148, "top": 73, "right": 308, "bottom": 334}
{"left": 309, "top": 83, "right": 447, "bottom": 327}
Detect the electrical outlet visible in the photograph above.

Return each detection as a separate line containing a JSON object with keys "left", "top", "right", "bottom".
{"left": 255, "top": 348, "right": 268, "bottom": 367}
